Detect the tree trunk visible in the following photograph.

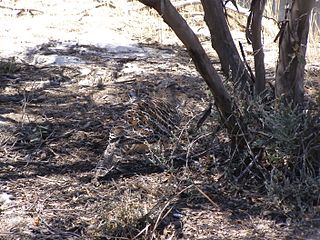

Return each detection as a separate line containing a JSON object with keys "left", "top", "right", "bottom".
{"left": 275, "top": 0, "right": 314, "bottom": 106}
{"left": 138, "top": 0, "right": 244, "bottom": 144}
{"left": 139, "top": 0, "right": 246, "bottom": 150}
{"left": 246, "top": 0, "right": 266, "bottom": 95}
{"left": 201, "top": 0, "right": 253, "bottom": 94}
{"left": 278, "top": 0, "right": 288, "bottom": 21}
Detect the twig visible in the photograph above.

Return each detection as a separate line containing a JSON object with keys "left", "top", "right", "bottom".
{"left": 239, "top": 41, "right": 255, "bottom": 83}
{"left": 77, "top": 2, "right": 116, "bottom": 16}
{"left": 37, "top": 176, "right": 66, "bottom": 184}
{"left": 139, "top": 185, "right": 192, "bottom": 238}
{"left": 0, "top": 5, "right": 44, "bottom": 16}
{"left": 195, "top": 103, "right": 212, "bottom": 131}
{"left": 192, "top": 184, "right": 219, "bottom": 208}
{"left": 174, "top": 0, "right": 202, "bottom": 10}
{"left": 39, "top": 216, "right": 81, "bottom": 238}
{"left": 235, "top": 148, "right": 263, "bottom": 181}
{"left": 169, "top": 112, "right": 202, "bottom": 160}
{"left": 133, "top": 223, "right": 151, "bottom": 239}
{"left": 186, "top": 131, "right": 212, "bottom": 167}
{"left": 151, "top": 201, "right": 173, "bottom": 238}
{"left": 150, "top": 185, "right": 193, "bottom": 238}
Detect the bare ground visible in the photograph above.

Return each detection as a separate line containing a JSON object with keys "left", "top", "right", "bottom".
{"left": 0, "top": 1, "right": 319, "bottom": 239}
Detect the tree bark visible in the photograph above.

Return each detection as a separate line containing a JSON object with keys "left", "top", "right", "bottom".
{"left": 201, "top": 0, "right": 253, "bottom": 95}
{"left": 275, "top": 0, "right": 314, "bottom": 106}
{"left": 246, "top": 0, "right": 266, "bottom": 95}
{"left": 138, "top": 0, "right": 243, "bottom": 139}
{"left": 278, "top": 0, "right": 288, "bottom": 22}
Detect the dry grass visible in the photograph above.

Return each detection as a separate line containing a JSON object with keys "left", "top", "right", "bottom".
{"left": 0, "top": 1, "right": 319, "bottom": 239}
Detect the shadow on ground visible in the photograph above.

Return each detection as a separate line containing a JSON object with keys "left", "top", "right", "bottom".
{"left": 0, "top": 42, "right": 319, "bottom": 240}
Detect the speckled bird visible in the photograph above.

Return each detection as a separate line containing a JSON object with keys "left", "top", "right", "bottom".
{"left": 94, "top": 81, "right": 181, "bottom": 178}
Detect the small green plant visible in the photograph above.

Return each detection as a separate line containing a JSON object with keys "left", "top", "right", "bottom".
{"left": 232, "top": 95, "right": 320, "bottom": 216}
{"left": 0, "top": 57, "right": 20, "bottom": 74}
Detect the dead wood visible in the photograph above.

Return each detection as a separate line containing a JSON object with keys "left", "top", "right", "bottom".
{"left": 246, "top": 0, "right": 266, "bottom": 95}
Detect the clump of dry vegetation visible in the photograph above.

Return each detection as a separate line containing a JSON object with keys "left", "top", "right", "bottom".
{"left": 226, "top": 92, "right": 320, "bottom": 217}
{"left": 0, "top": 1, "right": 319, "bottom": 239}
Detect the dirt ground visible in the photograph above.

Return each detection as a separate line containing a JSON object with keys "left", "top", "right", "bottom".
{"left": 0, "top": 1, "right": 319, "bottom": 239}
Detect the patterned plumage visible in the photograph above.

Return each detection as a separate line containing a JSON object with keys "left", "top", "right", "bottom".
{"left": 94, "top": 84, "right": 180, "bottom": 178}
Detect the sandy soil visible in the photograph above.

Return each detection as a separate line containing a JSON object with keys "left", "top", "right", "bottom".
{"left": 0, "top": 1, "right": 319, "bottom": 239}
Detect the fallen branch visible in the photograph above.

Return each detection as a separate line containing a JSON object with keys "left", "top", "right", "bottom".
{"left": 174, "top": 0, "right": 202, "bottom": 10}
{"left": 0, "top": 5, "right": 44, "bottom": 16}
